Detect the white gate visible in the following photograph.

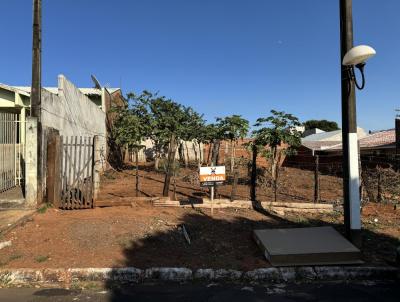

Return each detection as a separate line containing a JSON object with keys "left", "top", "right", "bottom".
{"left": 0, "top": 112, "right": 25, "bottom": 193}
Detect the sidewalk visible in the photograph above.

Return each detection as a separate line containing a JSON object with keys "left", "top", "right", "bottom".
{"left": 0, "top": 210, "right": 35, "bottom": 236}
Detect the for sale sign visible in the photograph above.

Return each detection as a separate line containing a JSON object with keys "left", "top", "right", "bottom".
{"left": 199, "top": 166, "right": 226, "bottom": 186}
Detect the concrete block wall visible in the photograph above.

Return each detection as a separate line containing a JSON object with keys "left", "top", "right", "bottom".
{"left": 127, "top": 139, "right": 204, "bottom": 164}
{"left": 36, "top": 75, "right": 107, "bottom": 204}
{"left": 41, "top": 75, "right": 106, "bottom": 139}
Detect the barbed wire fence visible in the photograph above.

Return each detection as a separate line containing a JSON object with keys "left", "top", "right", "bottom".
{"left": 114, "top": 147, "right": 400, "bottom": 205}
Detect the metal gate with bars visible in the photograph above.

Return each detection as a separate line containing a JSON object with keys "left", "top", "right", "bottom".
{"left": 0, "top": 112, "right": 25, "bottom": 193}
{"left": 60, "top": 136, "right": 94, "bottom": 209}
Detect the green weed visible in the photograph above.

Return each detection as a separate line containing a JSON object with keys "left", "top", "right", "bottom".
{"left": 35, "top": 255, "right": 49, "bottom": 263}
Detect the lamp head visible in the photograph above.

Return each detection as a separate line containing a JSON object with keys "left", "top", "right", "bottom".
{"left": 342, "top": 45, "right": 376, "bottom": 66}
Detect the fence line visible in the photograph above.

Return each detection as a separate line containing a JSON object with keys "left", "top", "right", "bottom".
{"left": 0, "top": 112, "right": 25, "bottom": 193}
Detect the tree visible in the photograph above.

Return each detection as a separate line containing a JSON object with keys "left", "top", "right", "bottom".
{"left": 252, "top": 110, "right": 301, "bottom": 202}
{"left": 200, "top": 123, "right": 224, "bottom": 166}
{"left": 128, "top": 91, "right": 184, "bottom": 170}
{"left": 216, "top": 115, "right": 249, "bottom": 172}
{"left": 112, "top": 99, "right": 150, "bottom": 196}
{"left": 180, "top": 107, "right": 205, "bottom": 168}
{"left": 304, "top": 119, "right": 340, "bottom": 132}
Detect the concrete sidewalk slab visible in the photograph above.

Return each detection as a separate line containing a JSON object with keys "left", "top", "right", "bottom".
{"left": 0, "top": 210, "right": 35, "bottom": 235}
{"left": 253, "top": 226, "right": 362, "bottom": 266}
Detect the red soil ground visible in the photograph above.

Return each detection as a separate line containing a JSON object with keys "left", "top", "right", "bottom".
{"left": 0, "top": 167, "right": 398, "bottom": 269}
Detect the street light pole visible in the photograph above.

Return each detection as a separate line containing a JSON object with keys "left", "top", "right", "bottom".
{"left": 340, "top": 0, "right": 361, "bottom": 246}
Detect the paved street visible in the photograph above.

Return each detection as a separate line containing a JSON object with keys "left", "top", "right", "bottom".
{"left": 0, "top": 281, "right": 399, "bottom": 302}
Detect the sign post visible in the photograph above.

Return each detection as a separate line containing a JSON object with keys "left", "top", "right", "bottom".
{"left": 210, "top": 185, "right": 215, "bottom": 216}
{"left": 199, "top": 166, "right": 226, "bottom": 216}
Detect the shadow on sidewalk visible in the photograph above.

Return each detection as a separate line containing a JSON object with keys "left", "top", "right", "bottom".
{"left": 103, "top": 206, "right": 399, "bottom": 301}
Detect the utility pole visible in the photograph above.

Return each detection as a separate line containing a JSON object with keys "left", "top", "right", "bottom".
{"left": 31, "top": 0, "right": 42, "bottom": 119}
{"left": 31, "top": 0, "right": 42, "bottom": 204}
{"left": 340, "top": 0, "right": 361, "bottom": 246}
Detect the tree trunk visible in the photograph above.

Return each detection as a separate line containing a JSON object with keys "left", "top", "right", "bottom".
{"left": 163, "top": 134, "right": 177, "bottom": 197}
{"left": 173, "top": 169, "right": 177, "bottom": 200}
{"left": 211, "top": 140, "right": 220, "bottom": 166}
{"left": 135, "top": 149, "right": 139, "bottom": 197}
{"left": 178, "top": 141, "right": 184, "bottom": 163}
{"left": 207, "top": 142, "right": 213, "bottom": 165}
{"left": 230, "top": 140, "right": 235, "bottom": 173}
{"left": 209, "top": 140, "right": 220, "bottom": 198}
{"left": 271, "top": 147, "right": 279, "bottom": 202}
{"left": 250, "top": 144, "right": 257, "bottom": 202}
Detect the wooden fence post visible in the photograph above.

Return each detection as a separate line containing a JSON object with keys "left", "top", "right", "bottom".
{"left": 46, "top": 128, "right": 61, "bottom": 207}
{"left": 314, "top": 154, "right": 320, "bottom": 203}
{"left": 377, "top": 166, "right": 383, "bottom": 202}
{"left": 230, "top": 168, "right": 239, "bottom": 201}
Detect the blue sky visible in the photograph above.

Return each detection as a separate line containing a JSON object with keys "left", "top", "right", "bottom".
{"left": 1, "top": 0, "right": 399, "bottom": 131}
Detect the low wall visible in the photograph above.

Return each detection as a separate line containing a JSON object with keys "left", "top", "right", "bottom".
{"left": 126, "top": 139, "right": 204, "bottom": 164}
{"left": 41, "top": 75, "right": 106, "bottom": 139}
{"left": 37, "top": 75, "right": 107, "bottom": 203}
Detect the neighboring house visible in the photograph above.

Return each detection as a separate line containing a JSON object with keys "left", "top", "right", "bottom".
{"left": 359, "top": 129, "right": 396, "bottom": 156}
{"left": 0, "top": 74, "right": 125, "bottom": 208}
{"left": 284, "top": 127, "right": 367, "bottom": 169}
{"left": 297, "top": 127, "right": 367, "bottom": 155}
{"left": 285, "top": 122, "right": 400, "bottom": 170}
{"left": 0, "top": 78, "right": 124, "bottom": 131}
{"left": 302, "top": 127, "right": 367, "bottom": 142}
{"left": 322, "top": 129, "right": 396, "bottom": 156}
{"left": 0, "top": 76, "right": 125, "bottom": 162}
{"left": 302, "top": 127, "right": 325, "bottom": 138}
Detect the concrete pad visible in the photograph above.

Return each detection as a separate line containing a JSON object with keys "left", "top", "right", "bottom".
{"left": 254, "top": 226, "right": 362, "bottom": 266}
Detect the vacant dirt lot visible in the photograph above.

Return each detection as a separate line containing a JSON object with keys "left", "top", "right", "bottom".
{"left": 98, "top": 164, "right": 343, "bottom": 204}
{"left": 0, "top": 167, "right": 398, "bottom": 269}
{"left": 0, "top": 202, "right": 398, "bottom": 269}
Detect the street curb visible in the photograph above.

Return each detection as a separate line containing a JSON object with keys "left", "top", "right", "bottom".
{"left": 0, "top": 266, "right": 398, "bottom": 286}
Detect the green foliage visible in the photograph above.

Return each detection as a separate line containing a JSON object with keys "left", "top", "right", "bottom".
{"left": 35, "top": 255, "right": 49, "bottom": 263}
{"left": 303, "top": 119, "right": 340, "bottom": 132}
{"left": 112, "top": 91, "right": 153, "bottom": 151}
{"left": 252, "top": 109, "right": 302, "bottom": 157}
{"left": 198, "top": 123, "right": 224, "bottom": 144}
{"left": 252, "top": 110, "right": 302, "bottom": 201}
{"left": 181, "top": 107, "right": 206, "bottom": 142}
{"left": 216, "top": 115, "right": 249, "bottom": 142}
{"left": 37, "top": 203, "right": 52, "bottom": 214}
{"left": 118, "top": 91, "right": 206, "bottom": 154}
{"left": 0, "top": 254, "right": 22, "bottom": 267}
